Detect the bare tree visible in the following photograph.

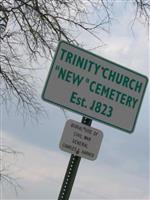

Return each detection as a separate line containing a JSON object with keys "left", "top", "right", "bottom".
{"left": 0, "top": 0, "right": 149, "bottom": 117}
{"left": 0, "top": 144, "right": 22, "bottom": 195}
{"left": 134, "top": 0, "right": 150, "bottom": 23}
{"left": 0, "top": 0, "right": 149, "bottom": 194}
{"left": 0, "top": 0, "right": 112, "bottom": 118}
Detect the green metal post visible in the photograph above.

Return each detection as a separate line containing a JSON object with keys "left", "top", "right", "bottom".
{"left": 58, "top": 117, "right": 92, "bottom": 200}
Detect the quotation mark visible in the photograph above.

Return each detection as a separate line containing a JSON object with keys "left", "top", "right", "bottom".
{"left": 85, "top": 78, "right": 90, "bottom": 83}
{"left": 55, "top": 65, "right": 60, "bottom": 70}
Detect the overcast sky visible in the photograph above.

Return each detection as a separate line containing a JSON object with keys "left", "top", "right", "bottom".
{"left": 1, "top": 2, "right": 149, "bottom": 200}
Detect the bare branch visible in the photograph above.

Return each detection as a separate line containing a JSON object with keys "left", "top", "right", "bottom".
{"left": 0, "top": 143, "right": 22, "bottom": 195}
{"left": 132, "top": 0, "right": 150, "bottom": 26}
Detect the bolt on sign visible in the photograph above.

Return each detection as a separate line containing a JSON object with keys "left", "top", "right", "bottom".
{"left": 42, "top": 41, "right": 148, "bottom": 133}
{"left": 60, "top": 119, "right": 103, "bottom": 161}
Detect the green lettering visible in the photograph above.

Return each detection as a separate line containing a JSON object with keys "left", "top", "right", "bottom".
{"left": 108, "top": 70, "right": 116, "bottom": 81}
{"left": 89, "top": 81, "right": 96, "bottom": 92}
{"left": 102, "top": 68, "right": 109, "bottom": 79}
{"left": 115, "top": 91, "right": 122, "bottom": 102}
{"left": 109, "top": 89, "right": 116, "bottom": 100}
{"left": 76, "top": 97, "right": 81, "bottom": 105}
{"left": 60, "top": 48, "right": 67, "bottom": 60}
{"left": 70, "top": 91, "right": 77, "bottom": 104}
{"left": 129, "top": 79, "right": 136, "bottom": 90}
{"left": 132, "top": 98, "right": 138, "bottom": 109}
{"left": 72, "top": 54, "right": 77, "bottom": 65}
{"left": 125, "top": 96, "right": 132, "bottom": 107}
{"left": 101, "top": 86, "right": 110, "bottom": 98}
{"left": 65, "top": 71, "right": 72, "bottom": 83}
{"left": 88, "top": 60, "right": 94, "bottom": 72}
{"left": 135, "top": 81, "right": 143, "bottom": 93}
{"left": 83, "top": 59, "right": 88, "bottom": 70}
{"left": 58, "top": 67, "right": 66, "bottom": 80}
{"left": 120, "top": 93, "right": 127, "bottom": 105}
{"left": 76, "top": 56, "right": 85, "bottom": 68}
{"left": 115, "top": 73, "right": 123, "bottom": 84}
{"left": 95, "top": 83, "right": 102, "bottom": 95}
{"left": 66, "top": 51, "right": 73, "bottom": 64}
{"left": 107, "top": 106, "right": 113, "bottom": 117}
{"left": 122, "top": 76, "right": 129, "bottom": 88}
{"left": 72, "top": 74, "right": 84, "bottom": 86}
{"left": 95, "top": 64, "right": 101, "bottom": 75}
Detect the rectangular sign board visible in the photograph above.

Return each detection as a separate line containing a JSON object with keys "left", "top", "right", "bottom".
{"left": 59, "top": 120, "right": 103, "bottom": 161}
{"left": 42, "top": 41, "right": 148, "bottom": 133}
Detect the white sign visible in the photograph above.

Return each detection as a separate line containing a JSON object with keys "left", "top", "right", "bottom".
{"left": 59, "top": 120, "right": 103, "bottom": 161}
{"left": 42, "top": 41, "right": 148, "bottom": 133}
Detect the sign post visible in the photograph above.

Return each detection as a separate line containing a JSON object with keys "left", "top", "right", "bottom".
{"left": 42, "top": 41, "right": 148, "bottom": 200}
{"left": 58, "top": 117, "right": 92, "bottom": 200}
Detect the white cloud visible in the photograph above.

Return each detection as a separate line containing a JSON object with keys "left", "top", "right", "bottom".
{"left": 96, "top": 23, "right": 149, "bottom": 76}
{"left": 1, "top": 2, "right": 149, "bottom": 200}
{"left": 76, "top": 1, "right": 149, "bottom": 77}
{"left": 1, "top": 132, "right": 149, "bottom": 199}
